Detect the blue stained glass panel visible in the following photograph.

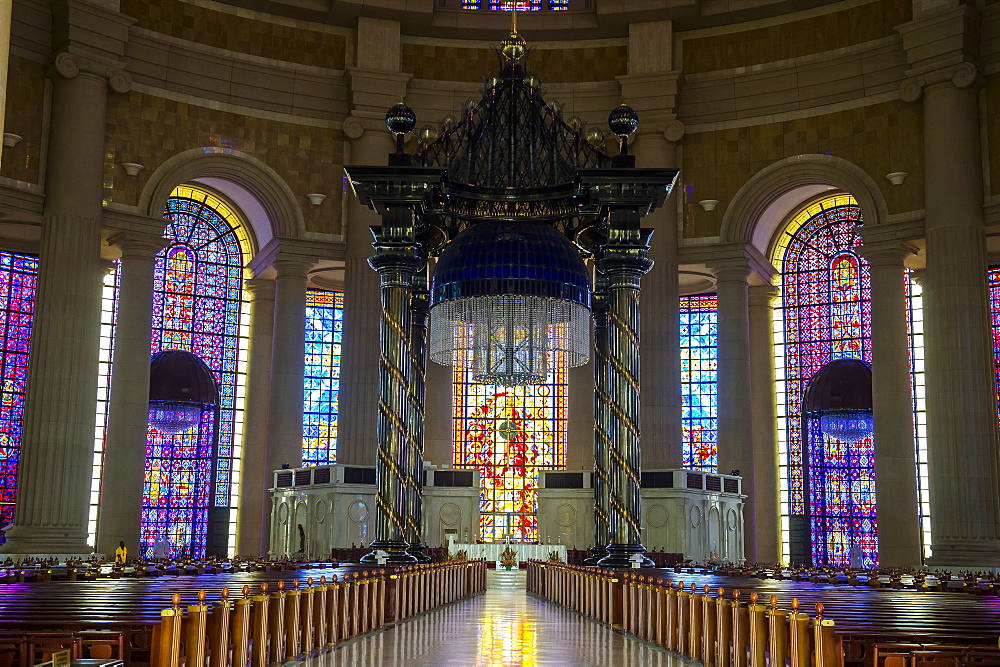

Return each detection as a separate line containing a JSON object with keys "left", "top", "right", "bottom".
{"left": 302, "top": 290, "right": 344, "bottom": 467}
{"left": 679, "top": 295, "right": 718, "bottom": 472}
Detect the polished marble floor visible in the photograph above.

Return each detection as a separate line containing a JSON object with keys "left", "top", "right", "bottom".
{"left": 305, "top": 571, "right": 699, "bottom": 666}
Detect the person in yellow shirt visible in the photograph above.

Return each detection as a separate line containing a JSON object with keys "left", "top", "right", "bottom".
{"left": 115, "top": 541, "right": 127, "bottom": 564}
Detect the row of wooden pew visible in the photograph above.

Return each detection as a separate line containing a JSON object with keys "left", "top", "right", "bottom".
{"left": 0, "top": 559, "right": 331, "bottom": 584}
{"left": 526, "top": 561, "right": 1000, "bottom": 667}
{"left": 0, "top": 560, "right": 487, "bottom": 666}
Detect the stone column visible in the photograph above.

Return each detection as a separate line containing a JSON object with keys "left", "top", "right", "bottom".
{"left": 633, "top": 131, "right": 682, "bottom": 469}
{"left": 236, "top": 278, "right": 275, "bottom": 556}
{"left": 748, "top": 285, "right": 781, "bottom": 564}
{"left": 337, "top": 119, "right": 393, "bottom": 466}
{"left": 96, "top": 232, "right": 169, "bottom": 557}
{"left": 857, "top": 242, "right": 922, "bottom": 567}
{"left": 910, "top": 65, "right": 1000, "bottom": 566}
{"left": 1, "top": 52, "right": 130, "bottom": 555}
{"left": 711, "top": 259, "right": 754, "bottom": 562}
{"left": 0, "top": 0, "right": 12, "bottom": 169}
{"left": 265, "top": 257, "right": 313, "bottom": 474}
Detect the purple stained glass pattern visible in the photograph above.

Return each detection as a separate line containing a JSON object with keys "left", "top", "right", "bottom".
{"left": 141, "top": 188, "right": 247, "bottom": 558}
{"left": 303, "top": 290, "right": 344, "bottom": 467}
{"left": 776, "top": 195, "right": 876, "bottom": 567}
{"left": 679, "top": 295, "right": 718, "bottom": 472}
{"left": 988, "top": 268, "right": 1000, "bottom": 418}
{"left": 0, "top": 252, "right": 37, "bottom": 544}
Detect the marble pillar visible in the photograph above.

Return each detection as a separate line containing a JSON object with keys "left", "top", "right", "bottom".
{"left": 712, "top": 259, "right": 755, "bottom": 561}
{"left": 919, "top": 71, "right": 1000, "bottom": 566}
{"left": 265, "top": 257, "right": 313, "bottom": 474}
{"left": 337, "top": 121, "right": 393, "bottom": 466}
{"left": 236, "top": 278, "right": 275, "bottom": 556}
{"left": 1, "top": 54, "right": 128, "bottom": 554}
{"left": 858, "top": 242, "right": 922, "bottom": 567}
{"left": 633, "top": 132, "right": 682, "bottom": 469}
{"left": 748, "top": 285, "right": 781, "bottom": 564}
{"left": 96, "top": 233, "right": 169, "bottom": 556}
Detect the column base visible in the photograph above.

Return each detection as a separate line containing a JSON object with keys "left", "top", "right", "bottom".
{"left": 360, "top": 540, "right": 417, "bottom": 565}
{"left": 407, "top": 542, "right": 432, "bottom": 563}
{"left": 596, "top": 543, "right": 654, "bottom": 570}
{"left": 926, "top": 540, "right": 1000, "bottom": 569}
{"left": 0, "top": 526, "right": 93, "bottom": 556}
{"left": 583, "top": 545, "right": 608, "bottom": 566}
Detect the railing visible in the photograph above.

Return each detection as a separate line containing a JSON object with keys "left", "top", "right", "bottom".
{"left": 526, "top": 560, "right": 843, "bottom": 667}
{"left": 152, "top": 559, "right": 487, "bottom": 666}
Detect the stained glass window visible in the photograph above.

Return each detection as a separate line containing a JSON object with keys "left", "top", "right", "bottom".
{"left": 679, "top": 295, "right": 718, "bottom": 472}
{"left": 485, "top": 0, "right": 541, "bottom": 10}
{"left": 89, "top": 266, "right": 120, "bottom": 546}
{"left": 303, "top": 290, "right": 344, "bottom": 467}
{"left": 454, "top": 366, "right": 566, "bottom": 542}
{"left": 140, "top": 185, "right": 250, "bottom": 558}
{"left": 906, "top": 275, "right": 931, "bottom": 559}
{"left": 988, "top": 269, "right": 1000, "bottom": 416}
{"left": 772, "top": 194, "right": 877, "bottom": 568}
{"left": 0, "top": 252, "right": 37, "bottom": 545}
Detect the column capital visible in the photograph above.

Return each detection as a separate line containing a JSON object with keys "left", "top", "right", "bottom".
{"left": 897, "top": 4, "right": 981, "bottom": 101}
{"left": 51, "top": 52, "right": 132, "bottom": 93}
{"left": 245, "top": 277, "right": 276, "bottom": 299}
{"left": 709, "top": 258, "right": 752, "bottom": 284}
{"left": 271, "top": 254, "right": 316, "bottom": 279}
{"left": 748, "top": 284, "right": 780, "bottom": 308}
{"left": 108, "top": 231, "right": 169, "bottom": 262}
{"left": 857, "top": 241, "right": 919, "bottom": 267}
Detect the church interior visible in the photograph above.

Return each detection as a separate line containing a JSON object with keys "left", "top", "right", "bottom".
{"left": 1, "top": 0, "right": 1000, "bottom": 664}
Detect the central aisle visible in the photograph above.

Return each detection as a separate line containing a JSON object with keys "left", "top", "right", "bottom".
{"left": 307, "top": 570, "right": 698, "bottom": 666}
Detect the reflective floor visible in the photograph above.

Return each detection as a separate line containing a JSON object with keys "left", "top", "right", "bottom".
{"left": 306, "top": 571, "right": 699, "bottom": 666}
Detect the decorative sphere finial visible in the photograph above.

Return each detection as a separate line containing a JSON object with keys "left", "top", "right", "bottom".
{"left": 385, "top": 103, "right": 416, "bottom": 136}
{"left": 502, "top": 31, "right": 527, "bottom": 62}
{"left": 608, "top": 103, "right": 639, "bottom": 138}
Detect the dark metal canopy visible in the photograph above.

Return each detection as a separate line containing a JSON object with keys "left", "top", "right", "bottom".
{"left": 149, "top": 349, "right": 218, "bottom": 407}
{"left": 803, "top": 357, "right": 873, "bottom": 414}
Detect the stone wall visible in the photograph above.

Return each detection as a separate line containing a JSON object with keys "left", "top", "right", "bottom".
{"left": 1, "top": 54, "right": 44, "bottom": 185}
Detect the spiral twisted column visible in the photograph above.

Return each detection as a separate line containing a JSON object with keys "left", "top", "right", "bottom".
{"left": 361, "top": 229, "right": 421, "bottom": 565}
{"left": 406, "top": 274, "right": 431, "bottom": 562}
{"left": 585, "top": 278, "right": 611, "bottom": 565}
{"left": 596, "top": 239, "right": 654, "bottom": 570}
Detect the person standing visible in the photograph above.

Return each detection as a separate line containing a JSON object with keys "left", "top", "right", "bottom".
{"left": 115, "top": 540, "right": 127, "bottom": 564}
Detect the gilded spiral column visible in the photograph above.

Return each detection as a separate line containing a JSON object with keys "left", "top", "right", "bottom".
{"left": 361, "top": 219, "right": 421, "bottom": 565}
{"left": 406, "top": 274, "right": 431, "bottom": 562}
{"left": 585, "top": 277, "right": 611, "bottom": 565}
{"left": 596, "top": 231, "right": 654, "bottom": 569}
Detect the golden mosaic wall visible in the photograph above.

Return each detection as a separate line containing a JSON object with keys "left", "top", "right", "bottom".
{"left": 682, "top": 0, "right": 912, "bottom": 74}
{"left": 988, "top": 74, "right": 1000, "bottom": 200}
{"left": 1, "top": 56, "right": 45, "bottom": 185}
{"left": 681, "top": 100, "right": 924, "bottom": 238}
{"left": 401, "top": 42, "right": 626, "bottom": 83}
{"left": 105, "top": 91, "right": 343, "bottom": 235}
{"left": 120, "top": 0, "right": 346, "bottom": 69}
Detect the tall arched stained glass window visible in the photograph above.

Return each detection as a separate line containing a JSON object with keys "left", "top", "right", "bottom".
{"left": 679, "top": 295, "right": 718, "bottom": 472}
{"left": 303, "top": 290, "right": 344, "bottom": 466}
{"left": 454, "top": 366, "right": 566, "bottom": 542}
{"left": 773, "top": 193, "right": 877, "bottom": 567}
{"left": 0, "top": 252, "right": 37, "bottom": 545}
{"left": 987, "top": 269, "right": 1000, "bottom": 415}
{"left": 141, "top": 185, "right": 251, "bottom": 558}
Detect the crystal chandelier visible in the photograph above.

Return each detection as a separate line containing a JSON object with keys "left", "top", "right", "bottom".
{"left": 415, "top": 24, "right": 606, "bottom": 386}
{"left": 148, "top": 401, "right": 203, "bottom": 435}
{"left": 819, "top": 409, "right": 874, "bottom": 443}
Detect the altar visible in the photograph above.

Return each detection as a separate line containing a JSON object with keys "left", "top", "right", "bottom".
{"left": 449, "top": 542, "right": 567, "bottom": 563}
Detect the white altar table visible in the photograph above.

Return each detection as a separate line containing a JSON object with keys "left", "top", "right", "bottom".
{"left": 449, "top": 543, "right": 567, "bottom": 562}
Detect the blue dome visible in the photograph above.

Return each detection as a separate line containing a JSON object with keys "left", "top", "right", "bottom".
{"left": 431, "top": 222, "right": 590, "bottom": 308}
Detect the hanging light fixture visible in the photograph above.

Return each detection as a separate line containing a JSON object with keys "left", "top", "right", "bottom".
{"left": 819, "top": 409, "right": 874, "bottom": 443}
{"left": 417, "top": 20, "right": 604, "bottom": 386}
{"left": 148, "top": 350, "right": 218, "bottom": 435}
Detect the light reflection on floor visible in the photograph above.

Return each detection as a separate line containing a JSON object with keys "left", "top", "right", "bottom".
{"left": 305, "top": 572, "right": 699, "bottom": 666}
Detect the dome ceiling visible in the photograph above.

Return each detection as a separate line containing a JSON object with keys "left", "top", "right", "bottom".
{"left": 213, "top": 0, "right": 846, "bottom": 40}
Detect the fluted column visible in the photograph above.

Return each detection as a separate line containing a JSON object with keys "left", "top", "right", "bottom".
{"left": 1, "top": 52, "right": 130, "bottom": 554}
{"left": 361, "top": 214, "right": 420, "bottom": 565}
{"left": 857, "top": 242, "right": 922, "bottom": 567}
{"left": 337, "top": 120, "right": 394, "bottom": 466}
{"left": 712, "top": 259, "right": 753, "bottom": 563}
{"left": 913, "top": 65, "right": 1000, "bottom": 566}
{"left": 748, "top": 285, "right": 781, "bottom": 564}
{"left": 264, "top": 257, "right": 313, "bottom": 475}
{"left": 585, "top": 279, "right": 610, "bottom": 565}
{"left": 236, "top": 278, "right": 275, "bottom": 556}
{"left": 96, "top": 232, "right": 169, "bottom": 556}
{"left": 596, "top": 232, "right": 654, "bottom": 569}
{"left": 406, "top": 274, "right": 430, "bottom": 562}
{"left": 633, "top": 131, "right": 682, "bottom": 469}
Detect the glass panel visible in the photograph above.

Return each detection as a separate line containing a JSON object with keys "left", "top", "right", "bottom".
{"left": 679, "top": 294, "right": 718, "bottom": 472}
{"left": 303, "top": 290, "right": 344, "bottom": 467}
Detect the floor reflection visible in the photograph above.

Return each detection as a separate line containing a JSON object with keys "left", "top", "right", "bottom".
{"left": 305, "top": 572, "right": 698, "bottom": 666}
